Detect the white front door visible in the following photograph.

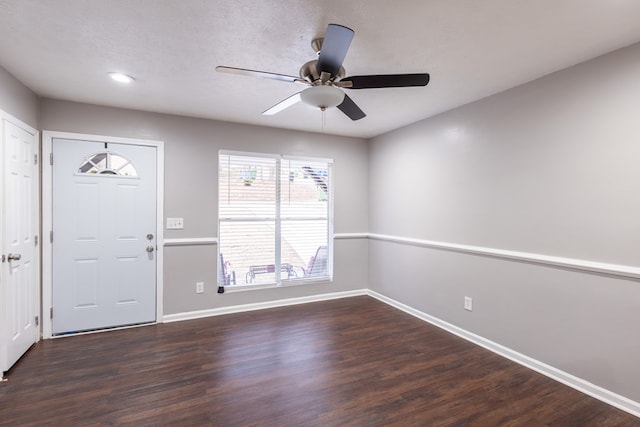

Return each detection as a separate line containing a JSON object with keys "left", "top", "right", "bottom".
{"left": 1, "top": 117, "right": 39, "bottom": 373}
{"left": 52, "top": 138, "right": 157, "bottom": 334}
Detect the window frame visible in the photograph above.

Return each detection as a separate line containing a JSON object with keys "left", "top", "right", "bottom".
{"left": 217, "top": 150, "right": 334, "bottom": 291}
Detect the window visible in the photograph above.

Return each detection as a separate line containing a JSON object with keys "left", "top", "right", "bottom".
{"left": 78, "top": 151, "right": 138, "bottom": 176}
{"left": 218, "top": 151, "right": 333, "bottom": 288}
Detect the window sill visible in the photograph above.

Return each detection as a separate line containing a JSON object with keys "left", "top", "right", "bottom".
{"left": 221, "top": 277, "right": 333, "bottom": 294}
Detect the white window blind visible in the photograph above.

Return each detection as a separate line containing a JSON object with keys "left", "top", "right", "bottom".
{"left": 218, "top": 152, "right": 332, "bottom": 288}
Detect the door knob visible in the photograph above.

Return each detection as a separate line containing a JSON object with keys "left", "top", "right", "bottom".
{"left": 146, "top": 246, "right": 155, "bottom": 253}
{"left": 7, "top": 253, "right": 21, "bottom": 261}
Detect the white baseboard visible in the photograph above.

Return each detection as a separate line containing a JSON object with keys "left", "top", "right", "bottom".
{"left": 162, "top": 289, "right": 368, "bottom": 323}
{"left": 366, "top": 290, "right": 640, "bottom": 419}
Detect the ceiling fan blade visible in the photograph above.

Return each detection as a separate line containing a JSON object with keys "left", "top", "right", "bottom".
{"left": 342, "top": 73, "right": 430, "bottom": 89}
{"left": 317, "top": 24, "right": 354, "bottom": 78}
{"left": 262, "top": 92, "right": 302, "bottom": 115}
{"left": 337, "top": 94, "right": 366, "bottom": 121}
{"left": 216, "top": 66, "right": 306, "bottom": 84}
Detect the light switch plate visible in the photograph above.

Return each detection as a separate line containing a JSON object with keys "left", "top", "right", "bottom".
{"left": 167, "top": 217, "right": 184, "bottom": 229}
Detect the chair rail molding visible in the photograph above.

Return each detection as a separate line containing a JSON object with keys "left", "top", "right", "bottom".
{"left": 163, "top": 233, "right": 369, "bottom": 247}
{"left": 162, "top": 232, "right": 640, "bottom": 279}
{"left": 368, "top": 233, "right": 640, "bottom": 280}
{"left": 163, "top": 237, "right": 217, "bottom": 247}
{"left": 334, "top": 232, "right": 369, "bottom": 239}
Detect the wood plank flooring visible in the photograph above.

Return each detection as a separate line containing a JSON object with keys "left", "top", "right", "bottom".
{"left": 1, "top": 296, "right": 638, "bottom": 426}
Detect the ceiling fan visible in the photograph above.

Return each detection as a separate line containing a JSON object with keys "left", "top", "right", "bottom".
{"left": 216, "top": 23, "right": 430, "bottom": 121}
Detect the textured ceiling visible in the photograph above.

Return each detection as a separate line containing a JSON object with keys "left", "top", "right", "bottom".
{"left": 1, "top": 0, "right": 640, "bottom": 138}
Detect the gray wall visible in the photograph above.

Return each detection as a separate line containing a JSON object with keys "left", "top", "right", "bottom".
{"left": 40, "top": 99, "right": 369, "bottom": 314}
{"left": 369, "top": 42, "right": 640, "bottom": 403}
{"left": 0, "top": 65, "right": 39, "bottom": 127}
{"left": 14, "top": 40, "right": 640, "bottom": 405}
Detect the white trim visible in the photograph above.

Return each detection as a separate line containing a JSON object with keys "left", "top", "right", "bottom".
{"left": 218, "top": 150, "right": 334, "bottom": 165}
{"left": 334, "top": 232, "right": 368, "bottom": 240}
{"left": 163, "top": 234, "right": 364, "bottom": 246}
{"left": 283, "top": 154, "right": 334, "bottom": 164}
{"left": 163, "top": 289, "right": 368, "bottom": 323}
{"left": 155, "top": 143, "right": 165, "bottom": 324}
{"left": 222, "top": 277, "right": 333, "bottom": 294}
{"left": 44, "top": 131, "right": 164, "bottom": 148}
{"left": 0, "top": 110, "right": 36, "bottom": 131}
{"left": 366, "top": 290, "right": 640, "bottom": 418}
{"left": 327, "top": 161, "right": 335, "bottom": 280}
{"left": 42, "top": 131, "right": 165, "bottom": 338}
{"left": 152, "top": 231, "right": 638, "bottom": 281}
{"left": 368, "top": 233, "right": 640, "bottom": 280}
{"left": 164, "top": 237, "right": 218, "bottom": 247}
{"left": 219, "top": 149, "right": 281, "bottom": 159}
{"left": 42, "top": 134, "right": 52, "bottom": 339}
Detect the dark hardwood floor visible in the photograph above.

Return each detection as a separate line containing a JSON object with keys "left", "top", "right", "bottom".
{"left": 1, "top": 296, "right": 638, "bottom": 426}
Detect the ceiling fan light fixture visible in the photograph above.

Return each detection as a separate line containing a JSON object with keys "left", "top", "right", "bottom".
{"left": 300, "top": 85, "right": 344, "bottom": 110}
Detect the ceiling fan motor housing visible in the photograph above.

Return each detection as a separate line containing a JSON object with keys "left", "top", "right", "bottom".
{"left": 300, "top": 60, "right": 346, "bottom": 84}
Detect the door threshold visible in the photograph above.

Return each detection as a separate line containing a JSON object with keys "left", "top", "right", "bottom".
{"left": 50, "top": 321, "right": 156, "bottom": 339}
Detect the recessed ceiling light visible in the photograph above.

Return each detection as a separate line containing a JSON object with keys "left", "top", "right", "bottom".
{"left": 108, "top": 72, "right": 135, "bottom": 83}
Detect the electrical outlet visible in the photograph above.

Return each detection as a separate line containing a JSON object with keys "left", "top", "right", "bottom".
{"left": 464, "top": 296, "right": 473, "bottom": 311}
{"left": 196, "top": 282, "right": 204, "bottom": 294}
{"left": 167, "top": 217, "right": 184, "bottom": 230}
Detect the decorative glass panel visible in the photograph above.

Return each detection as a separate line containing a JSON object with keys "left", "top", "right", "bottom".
{"left": 78, "top": 152, "right": 138, "bottom": 177}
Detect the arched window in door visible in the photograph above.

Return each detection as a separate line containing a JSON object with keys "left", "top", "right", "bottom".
{"left": 77, "top": 152, "right": 138, "bottom": 176}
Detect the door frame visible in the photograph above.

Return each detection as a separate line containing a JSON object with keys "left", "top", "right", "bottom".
{"left": 42, "top": 131, "right": 164, "bottom": 339}
{"left": 0, "top": 110, "right": 40, "bottom": 377}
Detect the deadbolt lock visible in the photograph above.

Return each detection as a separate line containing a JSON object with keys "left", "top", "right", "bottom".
{"left": 146, "top": 233, "right": 154, "bottom": 240}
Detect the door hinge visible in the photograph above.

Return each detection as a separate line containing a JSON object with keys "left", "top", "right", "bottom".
{"left": 34, "top": 153, "right": 38, "bottom": 165}
{"left": 49, "top": 152, "right": 53, "bottom": 165}
{"left": 50, "top": 307, "right": 53, "bottom": 319}
{"left": 34, "top": 235, "right": 38, "bottom": 246}
{"left": 50, "top": 230, "right": 53, "bottom": 243}
{"left": 35, "top": 316, "right": 39, "bottom": 326}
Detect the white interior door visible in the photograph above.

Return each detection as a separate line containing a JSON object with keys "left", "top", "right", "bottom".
{"left": 52, "top": 138, "right": 157, "bottom": 334}
{"left": 1, "top": 117, "right": 39, "bottom": 373}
